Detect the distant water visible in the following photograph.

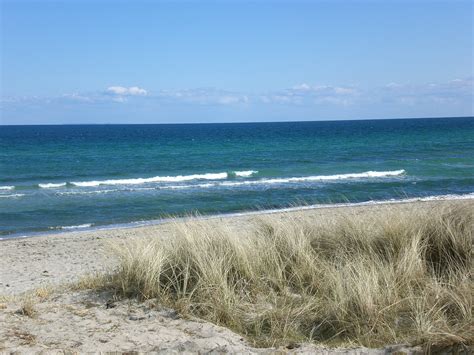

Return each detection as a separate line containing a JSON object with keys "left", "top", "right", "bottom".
{"left": 1, "top": 117, "right": 473, "bottom": 237}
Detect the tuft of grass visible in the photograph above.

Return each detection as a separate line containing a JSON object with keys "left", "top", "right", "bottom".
{"left": 16, "top": 297, "right": 37, "bottom": 318}
{"left": 98, "top": 202, "right": 473, "bottom": 348}
{"left": 72, "top": 273, "right": 109, "bottom": 291}
{"left": 34, "top": 286, "right": 52, "bottom": 301}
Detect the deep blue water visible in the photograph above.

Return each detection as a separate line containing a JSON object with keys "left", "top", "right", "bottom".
{"left": 1, "top": 117, "right": 473, "bottom": 237}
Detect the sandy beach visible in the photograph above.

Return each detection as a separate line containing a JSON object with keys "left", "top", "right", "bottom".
{"left": 2, "top": 198, "right": 468, "bottom": 295}
{"left": 1, "top": 199, "right": 472, "bottom": 353}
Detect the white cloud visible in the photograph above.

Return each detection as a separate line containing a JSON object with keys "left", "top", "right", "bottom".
{"left": 334, "top": 87, "right": 356, "bottom": 95}
{"left": 156, "top": 88, "right": 248, "bottom": 105}
{"left": 314, "top": 96, "right": 352, "bottom": 105}
{"left": 262, "top": 83, "right": 359, "bottom": 105}
{"left": 217, "top": 95, "right": 246, "bottom": 105}
{"left": 61, "top": 93, "right": 94, "bottom": 103}
{"left": 106, "top": 86, "right": 147, "bottom": 96}
{"left": 380, "top": 77, "right": 473, "bottom": 105}
{"left": 385, "top": 82, "right": 402, "bottom": 89}
{"left": 292, "top": 83, "right": 312, "bottom": 91}
{"left": 3, "top": 77, "right": 471, "bottom": 114}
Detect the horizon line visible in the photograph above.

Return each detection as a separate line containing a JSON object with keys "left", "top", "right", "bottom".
{"left": 1, "top": 115, "right": 473, "bottom": 126}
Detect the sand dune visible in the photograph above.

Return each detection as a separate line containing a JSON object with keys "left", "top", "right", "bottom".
{"left": 0, "top": 200, "right": 471, "bottom": 353}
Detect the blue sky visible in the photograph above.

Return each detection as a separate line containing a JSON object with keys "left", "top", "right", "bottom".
{"left": 1, "top": 0, "right": 472, "bottom": 124}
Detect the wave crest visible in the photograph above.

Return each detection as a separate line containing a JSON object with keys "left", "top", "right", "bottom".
{"left": 0, "top": 186, "right": 14, "bottom": 190}
{"left": 0, "top": 193, "right": 25, "bottom": 198}
{"left": 60, "top": 223, "right": 92, "bottom": 230}
{"left": 234, "top": 170, "right": 258, "bottom": 177}
{"left": 220, "top": 169, "right": 406, "bottom": 187}
{"left": 70, "top": 170, "right": 258, "bottom": 187}
{"left": 39, "top": 183, "right": 67, "bottom": 188}
{"left": 13, "top": 169, "right": 404, "bottom": 192}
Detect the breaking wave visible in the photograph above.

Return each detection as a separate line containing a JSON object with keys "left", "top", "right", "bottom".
{"left": 154, "top": 169, "right": 406, "bottom": 190}
{"left": 233, "top": 170, "right": 258, "bottom": 177}
{"left": 53, "top": 169, "right": 407, "bottom": 195}
{"left": 60, "top": 223, "right": 93, "bottom": 230}
{"left": 0, "top": 193, "right": 25, "bottom": 198}
{"left": 14, "top": 170, "right": 405, "bottom": 192}
{"left": 70, "top": 170, "right": 258, "bottom": 187}
{"left": 38, "top": 183, "right": 67, "bottom": 188}
{"left": 219, "top": 170, "right": 406, "bottom": 187}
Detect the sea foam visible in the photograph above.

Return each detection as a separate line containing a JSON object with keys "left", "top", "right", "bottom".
{"left": 70, "top": 170, "right": 258, "bottom": 187}
{"left": 0, "top": 186, "right": 14, "bottom": 190}
{"left": 39, "top": 182, "right": 67, "bottom": 188}
{"left": 158, "top": 169, "right": 405, "bottom": 189}
{"left": 234, "top": 170, "right": 258, "bottom": 177}
{"left": 60, "top": 223, "right": 92, "bottom": 230}
{"left": 58, "top": 169, "right": 405, "bottom": 193}
{"left": 0, "top": 193, "right": 25, "bottom": 198}
{"left": 220, "top": 169, "right": 406, "bottom": 187}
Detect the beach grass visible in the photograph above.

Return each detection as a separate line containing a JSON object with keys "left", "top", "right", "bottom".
{"left": 96, "top": 202, "right": 473, "bottom": 349}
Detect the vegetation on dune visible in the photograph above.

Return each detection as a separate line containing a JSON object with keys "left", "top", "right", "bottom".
{"left": 97, "top": 202, "right": 473, "bottom": 349}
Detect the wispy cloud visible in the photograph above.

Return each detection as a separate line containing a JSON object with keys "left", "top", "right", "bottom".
{"left": 106, "top": 86, "right": 148, "bottom": 96}
{"left": 260, "top": 83, "right": 359, "bottom": 106}
{"left": 61, "top": 93, "right": 95, "bottom": 103}
{"left": 2, "top": 78, "right": 472, "bottom": 114}
{"left": 156, "top": 88, "right": 249, "bottom": 106}
{"left": 379, "top": 77, "right": 473, "bottom": 105}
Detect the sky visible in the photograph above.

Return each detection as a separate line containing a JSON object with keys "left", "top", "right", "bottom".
{"left": 0, "top": 0, "right": 473, "bottom": 124}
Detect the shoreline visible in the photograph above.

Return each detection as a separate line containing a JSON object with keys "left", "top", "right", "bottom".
{"left": 1, "top": 198, "right": 472, "bottom": 353}
{"left": 0, "top": 197, "right": 472, "bottom": 296}
{"left": 2, "top": 192, "right": 473, "bottom": 241}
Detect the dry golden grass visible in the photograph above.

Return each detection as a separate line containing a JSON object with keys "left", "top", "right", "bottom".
{"left": 72, "top": 273, "right": 108, "bottom": 291}
{"left": 16, "top": 297, "right": 37, "bottom": 318}
{"left": 97, "top": 202, "right": 473, "bottom": 348}
{"left": 34, "top": 286, "right": 52, "bottom": 301}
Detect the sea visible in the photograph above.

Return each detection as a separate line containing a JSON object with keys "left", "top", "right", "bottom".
{"left": 1, "top": 117, "right": 473, "bottom": 238}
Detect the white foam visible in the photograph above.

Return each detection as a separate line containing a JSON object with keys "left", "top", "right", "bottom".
{"left": 220, "top": 169, "right": 406, "bottom": 187}
{"left": 170, "top": 169, "right": 402, "bottom": 191}
{"left": 68, "top": 170, "right": 260, "bottom": 187}
{"left": 0, "top": 193, "right": 25, "bottom": 198}
{"left": 70, "top": 172, "right": 231, "bottom": 187}
{"left": 163, "top": 183, "right": 215, "bottom": 190}
{"left": 155, "top": 170, "right": 404, "bottom": 190}
{"left": 409, "top": 192, "right": 474, "bottom": 202}
{"left": 57, "top": 170, "right": 406, "bottom": 194}
{"left": 0, "top": 235, "right": 29, "bottom": 241}
{"left": 39, "top": 182, "right": 67, "bottom": 188}
{"left": 60, "top": 223, "right": 92, "bottom": 230}
{"left": 0, "top": 186, "right": 14, "bottom": 190}
{"left": 235, "top": 170, "right": 258, "bottom": 177}
{"left": 56, "top": 189, "right": 119, "bottom": 195}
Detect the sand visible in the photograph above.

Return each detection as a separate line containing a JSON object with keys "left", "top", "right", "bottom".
{"left": 0, "top": 200, "right": 471, "bottom": 353}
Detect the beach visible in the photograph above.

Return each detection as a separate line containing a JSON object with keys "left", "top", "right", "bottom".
{"left": 1, "top": 199, "right": 472, "bottom": 353}
{"left": 0, "top": 198, "right": 469, "bottom": 295}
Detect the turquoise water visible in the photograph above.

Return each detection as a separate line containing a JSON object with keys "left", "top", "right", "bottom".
{"left": 1, "top": 117, "right": 473, "bottom": 237}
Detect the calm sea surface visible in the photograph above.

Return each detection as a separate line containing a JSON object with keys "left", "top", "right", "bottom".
{"left": 1, "top": 117, "right": 473, "bottom": 237}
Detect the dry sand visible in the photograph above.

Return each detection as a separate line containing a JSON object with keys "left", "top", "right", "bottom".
{"left": 0, "top": 200, "right": 471, "bottom": 353}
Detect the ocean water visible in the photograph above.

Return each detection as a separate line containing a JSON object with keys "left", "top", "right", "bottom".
{"left": 1, "top": 117, "right": 473, "bottom": 237}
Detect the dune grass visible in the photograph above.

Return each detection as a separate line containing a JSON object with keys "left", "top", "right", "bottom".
{"left": 99, "top": 202, "right": 473, "bottom": 348}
